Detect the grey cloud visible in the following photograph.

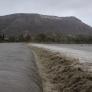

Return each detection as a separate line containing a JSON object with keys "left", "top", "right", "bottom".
{"left": 0, "top": 0, "right": 92, "bottom": 26}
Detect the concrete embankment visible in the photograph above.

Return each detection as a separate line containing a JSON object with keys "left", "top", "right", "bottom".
{"left": 30, "top": 44, "right": 92, "bottom": 92}
{"left": 0, "top": 43, "right": 43, "bottom": 92}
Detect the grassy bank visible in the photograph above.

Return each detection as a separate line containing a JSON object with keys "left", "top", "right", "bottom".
{"left": 31, "top": 46, "right": 92, "bottom": 92}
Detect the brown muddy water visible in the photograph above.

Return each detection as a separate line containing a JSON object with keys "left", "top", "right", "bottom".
{"left": 0, "top": 43, "right": 42, "bottom": 92}
{"left": 31, "top": 45, "right": 92, "bottom": 92}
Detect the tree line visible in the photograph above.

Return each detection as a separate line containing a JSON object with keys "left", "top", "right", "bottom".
{"left": 0, "top": 33, "right": 31, "bottom": 42}
{"left": 0, "top": 33, "right": 92, "bottom": 43}
{"left": 32, "top": 33, "right": 92, "bottom": 44}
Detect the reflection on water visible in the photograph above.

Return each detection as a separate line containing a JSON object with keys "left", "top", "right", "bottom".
{"left": 0, "top": 43, "right": 42, "bottom": 92}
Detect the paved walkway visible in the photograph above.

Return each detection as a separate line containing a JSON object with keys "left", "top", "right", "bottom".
{"left": 0, "top": 43, "right": 42, "bottom": 92}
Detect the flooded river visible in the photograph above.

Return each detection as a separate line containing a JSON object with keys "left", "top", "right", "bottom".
{"left": 0, "top": 43, "right": 42, "bottom": 92}
{"left": 50, "top": 44, "right": 92, "bottom": 52}
{"left": 31, "top": 43, "right": 92, "bottom": 63}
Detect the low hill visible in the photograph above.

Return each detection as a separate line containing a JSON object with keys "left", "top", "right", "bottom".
{"left": 0, "top": 13, "right": 92, "bottom": 36}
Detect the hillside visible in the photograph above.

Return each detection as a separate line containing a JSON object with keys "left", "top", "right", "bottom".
{"left": 0, "top": 13, "right": 92, "bottom": 37}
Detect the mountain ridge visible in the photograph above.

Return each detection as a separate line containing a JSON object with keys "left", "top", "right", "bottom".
{"left": 0, "top": 13, "right": 92, "bottom": 36}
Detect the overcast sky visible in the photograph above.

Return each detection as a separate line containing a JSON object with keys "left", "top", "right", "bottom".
{"left": 0, "top": 0, "right": 92, "bottom": 26}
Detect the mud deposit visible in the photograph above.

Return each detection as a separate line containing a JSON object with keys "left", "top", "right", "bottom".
{"left": 31, "top": 47, "right": 92, "bottom": 92}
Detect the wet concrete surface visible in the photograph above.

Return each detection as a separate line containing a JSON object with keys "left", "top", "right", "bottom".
{"left": 0, "top": 43, "right": 42, "bottom": 92}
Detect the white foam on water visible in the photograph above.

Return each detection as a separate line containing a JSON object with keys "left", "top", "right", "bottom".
{"left": 31, "top": 43, "right": 92, "bottom": 63}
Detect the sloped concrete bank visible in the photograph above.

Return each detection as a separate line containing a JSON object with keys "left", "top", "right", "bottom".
{"left": 30, "top": 46, "right": 92, "bottom": 92}
{"left": 0, "top": 43, "right": 43, "bottom": 92}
